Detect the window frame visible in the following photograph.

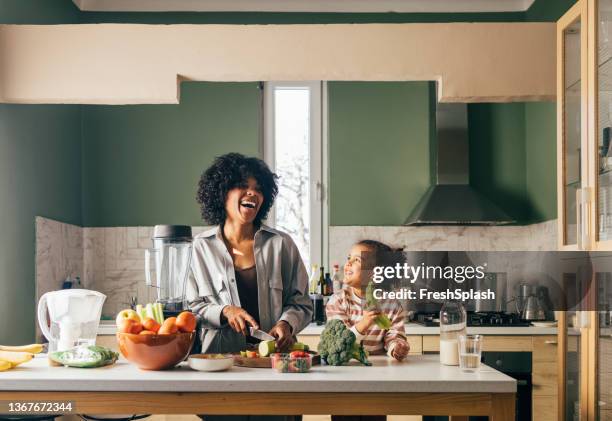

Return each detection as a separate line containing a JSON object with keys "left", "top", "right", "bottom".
{"left": 262, "top": 81, "right": 327, "bottom": 268}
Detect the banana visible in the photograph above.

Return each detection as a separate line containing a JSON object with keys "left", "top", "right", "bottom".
{"left": 0, "top": 351, "right": 34, "bottom": 367}
{"left": 0, "top": 360, "right": 12, "bottom": 371}
{"left": 0, "top": 344, "right": 43, "bottom": 354}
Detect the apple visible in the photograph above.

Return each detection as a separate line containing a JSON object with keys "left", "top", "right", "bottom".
{"left": 118, "top": 318, "right": 142, "bottom": 334}
{"left": 116, "top": 309, "right": 141, "bottom": 327}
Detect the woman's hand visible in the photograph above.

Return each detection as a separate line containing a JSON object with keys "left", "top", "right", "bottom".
{"left": 268, "top": 320, "right": 294, "bottom": 351}
{"left": 222, "top": 305, "right": 258, "bottom": 335}
{"left": 391, "top": 341, "right": 409, "bottom": 361}
{"left": 355, "top": 310, "right": 380, "bottom": 334}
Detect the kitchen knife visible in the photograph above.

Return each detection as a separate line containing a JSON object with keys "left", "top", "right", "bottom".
{"left": 249, "top": 326, "right": 275, "bottom": 341}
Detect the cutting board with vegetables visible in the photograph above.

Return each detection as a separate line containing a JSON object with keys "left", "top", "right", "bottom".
{"left": 234, "top": 351, "right": 321, "bottom": 368}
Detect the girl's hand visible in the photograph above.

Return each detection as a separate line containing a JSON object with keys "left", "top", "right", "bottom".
{"left": 222, "top": 305, "right": 258, "bottom": 335}
{"left": 355, "top": 310, "right": 380, "bottom": 334}
{"left": 391, "top": 341, "right": 409, "bottom": 361}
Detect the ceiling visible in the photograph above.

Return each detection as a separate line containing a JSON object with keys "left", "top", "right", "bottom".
{"left": 72, "top": 0, "right": 536, "bottom": 13}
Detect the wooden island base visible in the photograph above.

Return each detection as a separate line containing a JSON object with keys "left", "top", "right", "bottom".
{"left": 0, "top": 392, "right": 515, "bottom": 421}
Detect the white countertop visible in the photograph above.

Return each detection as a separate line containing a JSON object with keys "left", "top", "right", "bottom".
{"left": 97, "top": 321, "right": 557, "bottom": 336}
{"left": 1, "top": 355, "right": 516, "bottom": 394}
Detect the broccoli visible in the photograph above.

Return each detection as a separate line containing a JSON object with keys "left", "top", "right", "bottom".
{"left": 317, "top": 319, "right": 371, "bottom": 366}
{"left": 365, "top": 282, "right": 393, "bottom": 330}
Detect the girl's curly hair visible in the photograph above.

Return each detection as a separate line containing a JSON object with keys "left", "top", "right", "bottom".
{"left": 196, "top": 153, "right": 279, "bottom": 226}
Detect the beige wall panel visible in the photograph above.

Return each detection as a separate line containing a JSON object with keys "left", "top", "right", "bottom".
{"left": 0, "top": 23, "right": 555, "bottom": 104}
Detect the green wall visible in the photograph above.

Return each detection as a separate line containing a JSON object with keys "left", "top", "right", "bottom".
{"left": 81, "top": 82, "right": 261, "bottom": 227}
{"left": 469, "top": 103, "right": 529, "bottom": 222}
{"left": 469, "top": 102, "right": 557, "bottom": 224}
{"left": 328, "top": 92, "right": 557, "bottom": 226}
{"left": 0, "top": 0, "right": 82, "bottom": 346}
{"left": 525, "top": 102, "right": 557, "bottom": 221}
{"left": 526, "top": 0, "right": 577, "bottom": 21}
{"left": 328, "top": 82, "right": 433, "bottom": 226}
{"left": 0, "top": 0, "right": 79, "bottom": 24}
{"left": 0, "top": 106, "right": 81, "bottom": 344}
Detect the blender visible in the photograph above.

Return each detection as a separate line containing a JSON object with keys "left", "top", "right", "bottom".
{"left": 145, "top": 225, "right": 193, "bottom": 317}
{"left": 37, "top": 289, "right": 106, "bottom": 352}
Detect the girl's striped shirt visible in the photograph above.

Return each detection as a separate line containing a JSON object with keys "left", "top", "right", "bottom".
{"left": 325, "top": 286, "right": 408, "bottom": 356}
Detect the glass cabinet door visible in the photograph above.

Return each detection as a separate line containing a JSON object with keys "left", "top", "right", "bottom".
{"left": 560, "top": 2, "right": 588, "bottom": 250}
{"left": 595, "top": 0, "right": 612, "bottom": 249}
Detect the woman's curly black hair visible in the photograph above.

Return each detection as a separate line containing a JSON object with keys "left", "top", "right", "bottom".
{"left": 196, "top": 153, "right": 279, "bottom": 226}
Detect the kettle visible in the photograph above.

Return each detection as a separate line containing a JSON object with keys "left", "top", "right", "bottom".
{"left": 521, "top": 295, "right": 546, "bottom": 321}
{"left": 37, "top": 289, "right": 106, "bottom": 352}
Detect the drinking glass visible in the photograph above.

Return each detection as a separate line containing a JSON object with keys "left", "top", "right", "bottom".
{"left": 458, "top": 334, "right": 483, "bottom": 372}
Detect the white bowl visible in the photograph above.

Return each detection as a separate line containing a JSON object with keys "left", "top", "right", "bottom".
{"left": 188, "top": 354, "right": 234, "bottom": 372}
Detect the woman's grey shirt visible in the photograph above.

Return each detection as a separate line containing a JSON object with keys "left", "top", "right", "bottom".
{"left": 186, "top": 225, "right": 313, "bottom": 353}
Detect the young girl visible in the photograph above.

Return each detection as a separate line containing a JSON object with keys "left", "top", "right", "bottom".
{"left": 326, "top": 239, "right": 409, "bottom": 361}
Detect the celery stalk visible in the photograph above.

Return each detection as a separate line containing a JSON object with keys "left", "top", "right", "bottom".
{"left": 155, "top": 302, "right": 165, "bottom": 324}
{"left": 145, "top": 303, "right": 155, "bottom": 321}
{"left": 135, "top": 304, "right": 145, "bottom": 321}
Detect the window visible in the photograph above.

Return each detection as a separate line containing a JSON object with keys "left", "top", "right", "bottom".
{"left": 263, "top": 82, "right": 326, "bottom": 269}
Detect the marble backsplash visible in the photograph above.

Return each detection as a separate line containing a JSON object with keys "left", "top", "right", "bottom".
{"left": 36, "top": 217, "right": 558, "bottom": 319}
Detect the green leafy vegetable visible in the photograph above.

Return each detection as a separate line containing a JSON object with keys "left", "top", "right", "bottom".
{"left": 317, "top": 319, "right": 371, "bottom": 366}
{"left": 49, "top": 345, "right": 119, "bottom": 368}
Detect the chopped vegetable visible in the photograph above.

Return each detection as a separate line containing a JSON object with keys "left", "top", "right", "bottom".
{"left": 155, "top": 302, "right": 165, "bottom": 324}
{"left": 246, "top": 350, "right": 259, "bottom": 358}
{"left": 258, "top": 340, "right": 276, "bottom": 357}
{"left": 365, "top": 282, "right": 393, "bottom": 330}
{"left": 145, "top": 303, "right": 155, "bottom": 321}
{"left": 317, "top": 319, "right": 371, "bottom": 366}
{"left": 135, "top": 304, "right": 145, "bottom": 321}
{"left": 49, "top": 345, "right": 118, "bottom": 368}
{"left": 290, "top": 342, "right": 310, "bottom": 352}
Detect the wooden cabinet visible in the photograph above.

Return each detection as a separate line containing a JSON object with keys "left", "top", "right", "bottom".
{"left": 558, "top": 0, "right": 612, "bottom": 251}
{"left": 298, "top": 333, "right": 558, "bottom": 420}
{"left": 532, "top": 336, "right": 559, "bottom": 421}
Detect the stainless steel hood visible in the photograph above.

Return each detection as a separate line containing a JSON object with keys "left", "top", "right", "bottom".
{"left": 404, "top": 102, "right": 515, "bottom": 226}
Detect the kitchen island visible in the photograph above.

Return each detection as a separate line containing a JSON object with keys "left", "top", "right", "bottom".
{"left": 0, "top": 355, "right": 515, "bottom": 420}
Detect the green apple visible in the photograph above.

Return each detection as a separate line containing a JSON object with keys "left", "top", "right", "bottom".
{"left": 116, "top": 309, "right": 141, "bottom": 327}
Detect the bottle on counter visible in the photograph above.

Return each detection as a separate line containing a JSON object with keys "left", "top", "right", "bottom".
{"left": 331, "top": 264, "right": 342, "bottom": 292}
{"left": 309, "top": 264, "right": 319, "bottom": 294}
{"left": 324, "top": 272, "right": 333, "bottom": 296}
{"left": 312, "top": 294, "right": 326, "bottom": 325}
{"left": 318, "top": 267, "right": 326, "bottom": 296}
{"left": 439, "top": 301, "right": 467, "bottom": 366}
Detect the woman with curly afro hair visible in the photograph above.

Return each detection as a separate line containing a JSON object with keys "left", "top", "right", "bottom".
{"left": 187, "top": 153, "right": 312, "bottom": 380}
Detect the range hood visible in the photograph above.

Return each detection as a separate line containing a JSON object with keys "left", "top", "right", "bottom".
{"left": 404, "top": 102, "right": 515, "bottom": 226}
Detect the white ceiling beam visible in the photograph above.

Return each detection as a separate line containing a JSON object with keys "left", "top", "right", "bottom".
{"left": 72, "top": 0, "right": 536, "bottom": 14}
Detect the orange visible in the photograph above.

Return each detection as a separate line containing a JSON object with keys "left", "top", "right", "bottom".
{"left": 158, "top": 317, "right": 178, "bottom": 335}
{"left": 176, "top": 311, "right": 197, "bottom": 333}
{"left": 139, "top": 330, "right": 156, "bottom": 335}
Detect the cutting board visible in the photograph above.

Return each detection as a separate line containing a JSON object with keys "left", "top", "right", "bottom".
{"left": 233, "top": 352, "right": 321, "bottom": 368}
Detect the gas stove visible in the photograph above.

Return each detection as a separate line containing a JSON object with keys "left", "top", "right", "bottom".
{"left": 412, "top": 312, "right": 530, "bottom": 327}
